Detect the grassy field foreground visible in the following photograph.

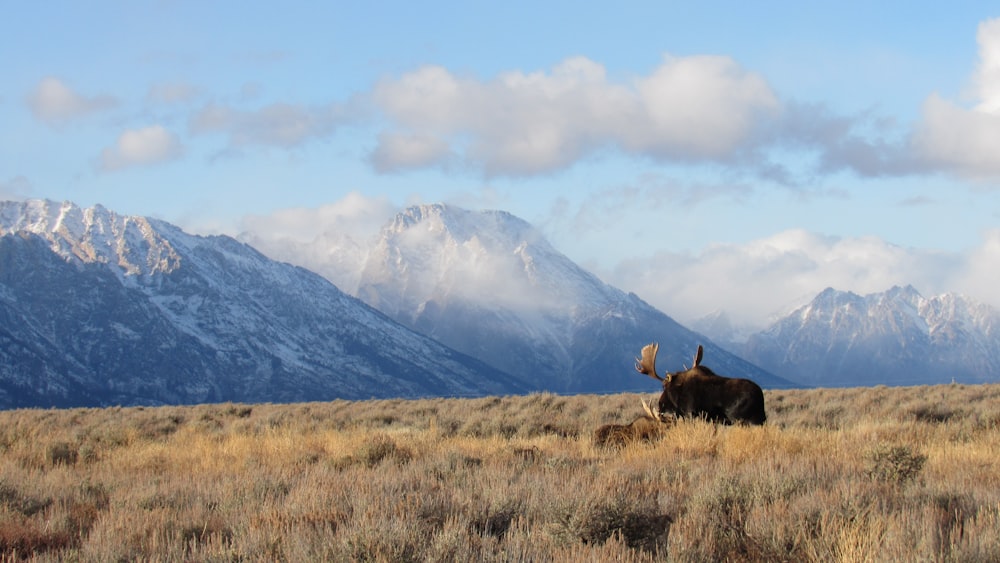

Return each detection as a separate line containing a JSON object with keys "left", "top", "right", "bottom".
{"left": 1, "top": 384, "right": 999, "bottom": 561}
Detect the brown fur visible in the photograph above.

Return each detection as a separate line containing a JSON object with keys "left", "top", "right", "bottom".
{"left": 593, "top": 414, "right": 673, "bottom": 448}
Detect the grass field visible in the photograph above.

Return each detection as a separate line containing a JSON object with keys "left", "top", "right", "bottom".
{"left": 1, "top": 383, "right": 999, "bottom": 561}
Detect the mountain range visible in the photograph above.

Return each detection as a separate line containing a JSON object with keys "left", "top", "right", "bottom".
{"left": 3, "top": 198, "right": 998, "bottom": 408}
{"left": 0, "top": 200, "right": 530, "bottom": 408}
{"left": 736, "top": 285, "right": 1000, "bottom": 387}
{"left": 286, "top": 203, "right": 791, "bottom": 393}
{"left": 248, "top": 203, "right": 1000, "bottom": 391}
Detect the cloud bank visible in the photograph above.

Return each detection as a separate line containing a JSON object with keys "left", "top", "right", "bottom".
{"left": 25, "top": 18, "right": 1000, "bottom": 185}
{"left": 239, "top": 192, "right": 396, "bottom": 243}
{"left": 370, "top": 55, "right": 783, "bottom": 176}
{"left": 362, "top": 19, "right": 1000, "bottom": 183}
{"left": 600, "top": 230, "right": 973, "bottom": 327}
{"left": 236, "top": 192, "right": 398, "bottom": 293}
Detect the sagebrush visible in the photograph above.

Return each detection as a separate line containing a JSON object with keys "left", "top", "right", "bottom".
{"left": 1, "top": 384, "right": 999, "bottom": 561}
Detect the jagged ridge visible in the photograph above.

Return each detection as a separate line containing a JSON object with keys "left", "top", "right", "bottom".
{"left": 740, "top": 285, "right": 1000, "bottom": 386}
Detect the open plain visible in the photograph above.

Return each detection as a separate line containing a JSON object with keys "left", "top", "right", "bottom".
{"left": 1, "top": 384, "right": 998, "bottom": 561}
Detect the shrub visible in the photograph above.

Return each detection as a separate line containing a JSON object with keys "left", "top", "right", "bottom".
{"left": 357, "top": 434, "right": 412, "bottom": 467}
{"left": 908, "top": 404, "right": 960, "bottom": 423}
{"left": 0, "top": 482, "right": 51, "bottom": 517}
{"left": 46, "top": 442, "right": 78, "bottom": 466}
{"left": 547, "top": 492, "right": 669, "bottom": 553}
{"left": 864, "top": 444, "right": 926, "bottom": 486}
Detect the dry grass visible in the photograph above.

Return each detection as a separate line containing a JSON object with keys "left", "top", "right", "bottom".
{"left": 0, "top": 384, "right": 998, "bottom": 561}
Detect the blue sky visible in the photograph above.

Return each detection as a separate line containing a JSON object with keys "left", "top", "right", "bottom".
{"left": 3, "top": 2, "right": 1000, "bottom": 326}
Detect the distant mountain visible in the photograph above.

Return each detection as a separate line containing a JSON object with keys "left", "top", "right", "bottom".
{"left": 0, "top": 200, "right": 531, "bottom": 408}
{"left": 302, "top": 203, "right": 796, "bottom": 393}
{"left": 741, "top": 285, "right": 1000, "bottom": 387}
{"left": 688, "top": 310, "right": 762, "bottom": 354}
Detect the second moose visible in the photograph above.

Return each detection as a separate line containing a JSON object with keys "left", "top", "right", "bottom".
{"left": 635, "top": 343, "right": 766, "bottom": 425}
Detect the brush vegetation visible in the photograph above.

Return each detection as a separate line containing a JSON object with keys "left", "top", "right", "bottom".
{"left": 1, "top": 384, "right": 999, "bottom": 561}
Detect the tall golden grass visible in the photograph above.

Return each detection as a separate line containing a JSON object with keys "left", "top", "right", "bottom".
{"left": 0, "top": 384, "right": 998, "bottom": 561}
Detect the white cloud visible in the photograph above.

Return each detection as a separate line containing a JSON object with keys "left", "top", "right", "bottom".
{"left": 913, "top": 94, "right": 1000, "bottom": 178}
{"left": 910, "top": 17, "right": 1000, "bottom": 180}
{"left": 954, "top": 228, "right": 1000, "bottom": 303}
{"left": 795, "top": 18, "right": 1000, "bottom": 182}
{"left": 99, "top": 125, "right": 182, "bottom": 172}
{"left": 371, "top": 55, "right": 781, "bottom": 176}
{"left": 237, "top": 192, "right": 399, "bottom": 292}
{"left": 972, "top": 18, "right": 1000, "bottom": 114}
{"left": 628, "top": 54, "right": 780, "bottom": 159}
{"left": 239, "top": 191, "right": 396, "bottom": 243}
{"left": 26, "top": 77, "right": 117, "bottom": 125}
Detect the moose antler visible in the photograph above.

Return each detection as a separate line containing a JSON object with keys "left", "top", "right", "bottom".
{"left": 634, "top": 343, "right": 663, "bottom": 381}
{"left": 641, "top": 398, "right": 660, "bottom": 421}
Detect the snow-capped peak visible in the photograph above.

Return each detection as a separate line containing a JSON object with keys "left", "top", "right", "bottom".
{"left": 385, "top": 204, "right": 545, "bottom": 252}
{"left": 363, "top": 203, "right": 620, "bottom": 318}
{"left": 741, "top": 284, "right": 1000, "bottom": 386}
{"left": 0, "top": 199, "right": 181, "bottom": 278}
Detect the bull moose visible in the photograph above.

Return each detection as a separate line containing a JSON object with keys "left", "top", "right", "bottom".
{"left": 635, "top": 343, "right": 766, "bottom": 425}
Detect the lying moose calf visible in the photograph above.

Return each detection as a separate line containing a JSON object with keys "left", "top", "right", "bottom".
{"left": 593, "top": 399, "right": 675, "bottom": 448}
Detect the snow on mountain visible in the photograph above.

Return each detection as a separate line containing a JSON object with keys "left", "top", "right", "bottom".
{"left": 741, "top": 285, "right": 1000, "bottom": 387}
{"left": 0, "top": 199, "right": 530, "bottom": 408}
{"left": 310, "top": 203, "right": 794, "bottom": 392}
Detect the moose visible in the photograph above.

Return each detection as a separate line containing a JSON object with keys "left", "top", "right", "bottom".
{"left": 593, "top": 399, "right": 675, "bottom": 448}
{"left": 635, "top": 343, "right": 766, "bottom": 425}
